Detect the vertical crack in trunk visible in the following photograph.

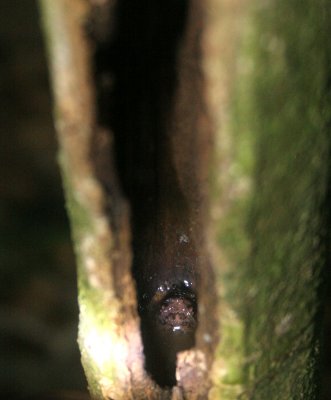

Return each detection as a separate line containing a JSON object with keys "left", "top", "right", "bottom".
{"left": 90, "top": 0, "right": 217, "bottom": 390}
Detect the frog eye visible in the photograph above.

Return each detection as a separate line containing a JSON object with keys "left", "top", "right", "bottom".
{"left": 148, "top": 280, "right": 196, "bottom": 309}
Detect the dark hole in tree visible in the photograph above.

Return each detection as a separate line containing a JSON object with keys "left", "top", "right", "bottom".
{"left": 90, "top": 0, "right": 201, "bottom": 387}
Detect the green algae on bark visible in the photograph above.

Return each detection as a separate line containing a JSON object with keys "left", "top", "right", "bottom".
{"left": 227, "top": 0, "right": 330, "bottom": 398}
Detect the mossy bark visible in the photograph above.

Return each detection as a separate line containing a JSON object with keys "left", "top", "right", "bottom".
{"left": 209, "top": 0, "right": 331, "bottom": 398}
{"left": 39, "top": 0, "right": 330, "bottom": 399}
{"left": 38, "top": 1, "right": 152, "bottom": 398}
{"left": 39, "top": 0, "right": 215, "bottom": 399}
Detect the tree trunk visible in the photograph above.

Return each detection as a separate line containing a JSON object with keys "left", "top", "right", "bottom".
{"left": 39, "top": 0, "right": 330, "bottom": 399}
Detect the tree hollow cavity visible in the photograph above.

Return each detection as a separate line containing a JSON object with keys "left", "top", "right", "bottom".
{"left": 90, "top": 0, "right": 217, "bottom": 388}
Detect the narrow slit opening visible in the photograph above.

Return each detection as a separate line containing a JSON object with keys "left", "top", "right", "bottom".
{"left": 90, "top": 0, "right": 202, "bottom": 388}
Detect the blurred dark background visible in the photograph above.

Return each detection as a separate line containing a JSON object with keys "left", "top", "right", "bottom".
{"left": 0, "top": 1, "right": 86, "bottom": 398}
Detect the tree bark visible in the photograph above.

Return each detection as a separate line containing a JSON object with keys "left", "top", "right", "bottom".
{"left": 39, "top": 0, "right": 216, "bottom": 398}
{"left": 39, "top": 0, "right": 330, "bottom": 399}
{"left": 207, "top": 0, "right": 331, "bottom": 399}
